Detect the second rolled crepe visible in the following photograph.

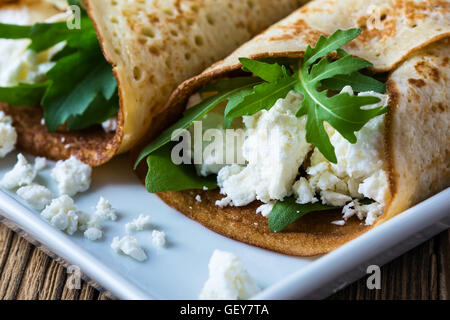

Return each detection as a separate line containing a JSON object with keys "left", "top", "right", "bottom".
{"left": 0, "top": 0, "right": 306, "bottom": 166}
{"left": 137, "top": 0, "right": 450, "bottom": 256}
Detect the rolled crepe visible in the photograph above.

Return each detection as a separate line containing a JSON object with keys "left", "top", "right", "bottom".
{"left": 141, "top": 0, "right": 450, "bottom": 256}
{"left": 0, "top": 0, "right": 306, "bottom": 166}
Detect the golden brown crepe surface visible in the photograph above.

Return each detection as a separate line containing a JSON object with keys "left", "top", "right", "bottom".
{"left": 158, "top": 190, "right": 369, "bottom": 256}
{"left": 140, "top": 0, "right": 450, "bottom": 256}
{"left": 1, "top": 0, "right": 307, "bottom": 165}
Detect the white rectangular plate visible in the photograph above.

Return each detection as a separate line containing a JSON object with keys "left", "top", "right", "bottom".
{"left": 0, "top": 151, "right": 448, "bottom": 299}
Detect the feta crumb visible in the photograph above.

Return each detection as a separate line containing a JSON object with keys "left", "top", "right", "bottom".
{"left": 94, "top": 197, "right": 117, "bottom": 221}
{"left": 293, "top": 177, "right": 318, "bottom": 204}
{"left": 199, "top": 250, "right": 261, "bottom": 300}
{"left": 40, "top": 118, "right": 45, "bottom": 126}
{"left": 331, "top": 220, "right": 346, "bottom": 226}
{"left": 195, "top": 194, "right": 202, "bottom": 202}
{"left": 0, "top": 112, "right": 17, "bottom": 158}
{"left": 84, "top": 227, "right": 103, "bottom": 241}
{"left": 34, "top": 157, "right": 47, "bottom": 171}
{"left": 1, "top": 153, "right": 36, "bottom": 189}
{"left": 101, "top": 117, "right": 117, "bottom": 133}
{"left": 41, "top": 195, "right": 79, "bottom": 235}
{"left": 125, "top": 214, "right": 151, "bottom": 232}
{"left": 51, "top": 156, "right": 91, "bottom": 196}
{"left": 217, "top": 91, "right": 311, "bottom": 206}
{"left": 202, "top": 186, "right": 208, "bottom": 191}
{"left": 111, "top": 236, "right": 147, "bottom": 261}
{"left": 342, "top": 200, "right": 385, "bottom": 226}
{"left": 17, "top": 184, "right": 52, "bottom": 210}
{"left": 320, "top": 191, "right": 352, "bottom": 207}
{"left": 152, "top": 230, "right": 166, "bottom": 248}
{"left": 256, "top": 202, "right": 274, "bottom": 217}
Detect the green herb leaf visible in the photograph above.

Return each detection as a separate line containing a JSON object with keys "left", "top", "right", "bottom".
{"left": 294, "top": 29, "right": 388, "bottom": 163}
{"left": 239, "top": 58, "right": 287, "bottom": 83}
{"left": 0, "top": 23, "right": 32, "bottom": 39}
{"left": 226, "top": 73, "right": 298, "bottom": 118}
{"left": 0, "top": 82, "right": 49, "bottom": 106}
{"left": 42, "top": 45, "right": 117, "bottom": 131}
{"left": 321, "top": 72, "right": 386, "bottom": 93}
{"left": 296, "top": 62, "right": 386, "bottom": 162}
{"left": 268, "top": 197, "right": 337, "bottom": 232}
{"left": 66, "top": 90, "right": 119, "bottom": 131}
{"left": 0, "top": 12, "right": 118, "bottom": 132}
{"left": 303, "top": 29, "right": 361, "bottom": 66}
{"left": 135, "top": 77, "right": 260, "bottom": 167}
{"left": 145, "top": 144, "right": 217, "bottom": 193}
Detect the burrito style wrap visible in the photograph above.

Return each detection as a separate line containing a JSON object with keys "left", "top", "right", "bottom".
{"left": 0, "top": 0, "right": 306, "bottom": 165}
{"left": 136, "top": 0, "right": 450, "bottom": 256}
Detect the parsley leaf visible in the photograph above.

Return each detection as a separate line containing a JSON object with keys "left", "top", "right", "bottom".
{"left": 146, "top": 143, "right": 217, "bottom": 193}
{"left": 268, "top": 197, "right": 337, "bottom": 232}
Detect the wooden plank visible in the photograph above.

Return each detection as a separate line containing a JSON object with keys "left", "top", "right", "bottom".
{"left": 0, "top": 222, "right": 448, "bottom": 300}
{"left": 0, "top": 233, "right": 32, "bottom": 300}
{"left": 15, "top": 248, "right": 50, "bottom": 300}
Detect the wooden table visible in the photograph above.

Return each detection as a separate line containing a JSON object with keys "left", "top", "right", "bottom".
{"left": 0, "top": 223, "right": 448, "bottom": 300}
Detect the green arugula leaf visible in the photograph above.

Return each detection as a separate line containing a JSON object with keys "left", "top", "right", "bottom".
{"left": 321, "top": 72, "right": 386, "bottom": 93}
{"left": 239, "top": 58, "right": 288, "bottom": 83}
{"left": 303, "top": 29, "right": 361, "bottom": 66}
{"left": 226, "top": 73, "right": 298, "bottom": 118}
{"left": 0, "top": 6, "right": 119, "bottom": 132}
{"left": 42, "top": 43, "right": 117, "bottom": 131}
{"left": 0, "top": 23, "right": 32, "bottom": 39}
{"left": 135, "top": 77, "right": 260, "bottom": 167}
{"left": 268, "top": 197, "right": 337, "bottom": 232}
{"left": 200, "top": 77, "right": 262, "bottom": 93}
{"left": 309, "top": 55, "right": 372, "bottom": 83}
{"left": 146, "top": 144, "right": 217, "bottom": 193}
{"left": 0, "top": 82, "right": 49, "bottom": 106}
{"left": 66, "top": 90, "right": 119, "bottom": 131}
{"left": 295, "top": 60, "right": 386, "bottom": 162}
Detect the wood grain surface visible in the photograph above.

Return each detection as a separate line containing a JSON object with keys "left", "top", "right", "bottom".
{"left": 0, "top": 222, "right": 448, "bottom": 300}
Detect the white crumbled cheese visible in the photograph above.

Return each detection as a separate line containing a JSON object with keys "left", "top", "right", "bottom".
{"left": 342, "top": 200, "right": 385, "bottom": 226}
{"left": 256, "top": 202, "right": 275, "bottom": 217}
{"left": 78, "top": 210, "right": 102, "bottom": 232}
{"left": 152, "top": 230, "right": 166, "bottom": 248}
{"left": 199, "top": 250, "right": 261, "bottom": 300}
{"left": 111, "top": 236, "right": 147, "bottom": 261}
{"left": 34, "top": 157, "right": 47, "bottom": 171}
{"left": 41, "top": 195, "right": 79, "bottom": 235}
{"left": 101, "top": 118, "right": 117, "bottom": 133}
{"left": 17, "top": 184, "right": 53, "bottom": 210}
{"left": 1, "top": 153, "right": 37, "bottom": 189}
{"left": 358, "top": 171, "right": 390, "bottom": 204}
{"left": 0, "top": 111, "right": 17, "bottom": 158}
{"left": 94, "top": 197, "right": 117, "bottom": 221}
{"left": 84, "top": 227, "right": 103, "bottom": 241}
{"left": 331, "top": 220, "right": 346, "bottom": 226}
{"left": 193, "top": 85, "right": 389, "bottom": 225}
{"left": 293, "top": 177, "right": 318, "bottom": 204}
{"left": 125, "top": 214, "right": 151, "bottom": 232}
{"left": 202, "top": 186, "right": 209, "bottom": 191}
{"left": 320, "top": 191, "right": 352, "bottom": 207}
{"left": 51, "top": 156, "right": 92, "bottom": 196}
{"left": 217, "top": 91, "right": 311, "bottom": 207}
{"left": 195, "top": 194, "right": 202, "bottom": 202}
